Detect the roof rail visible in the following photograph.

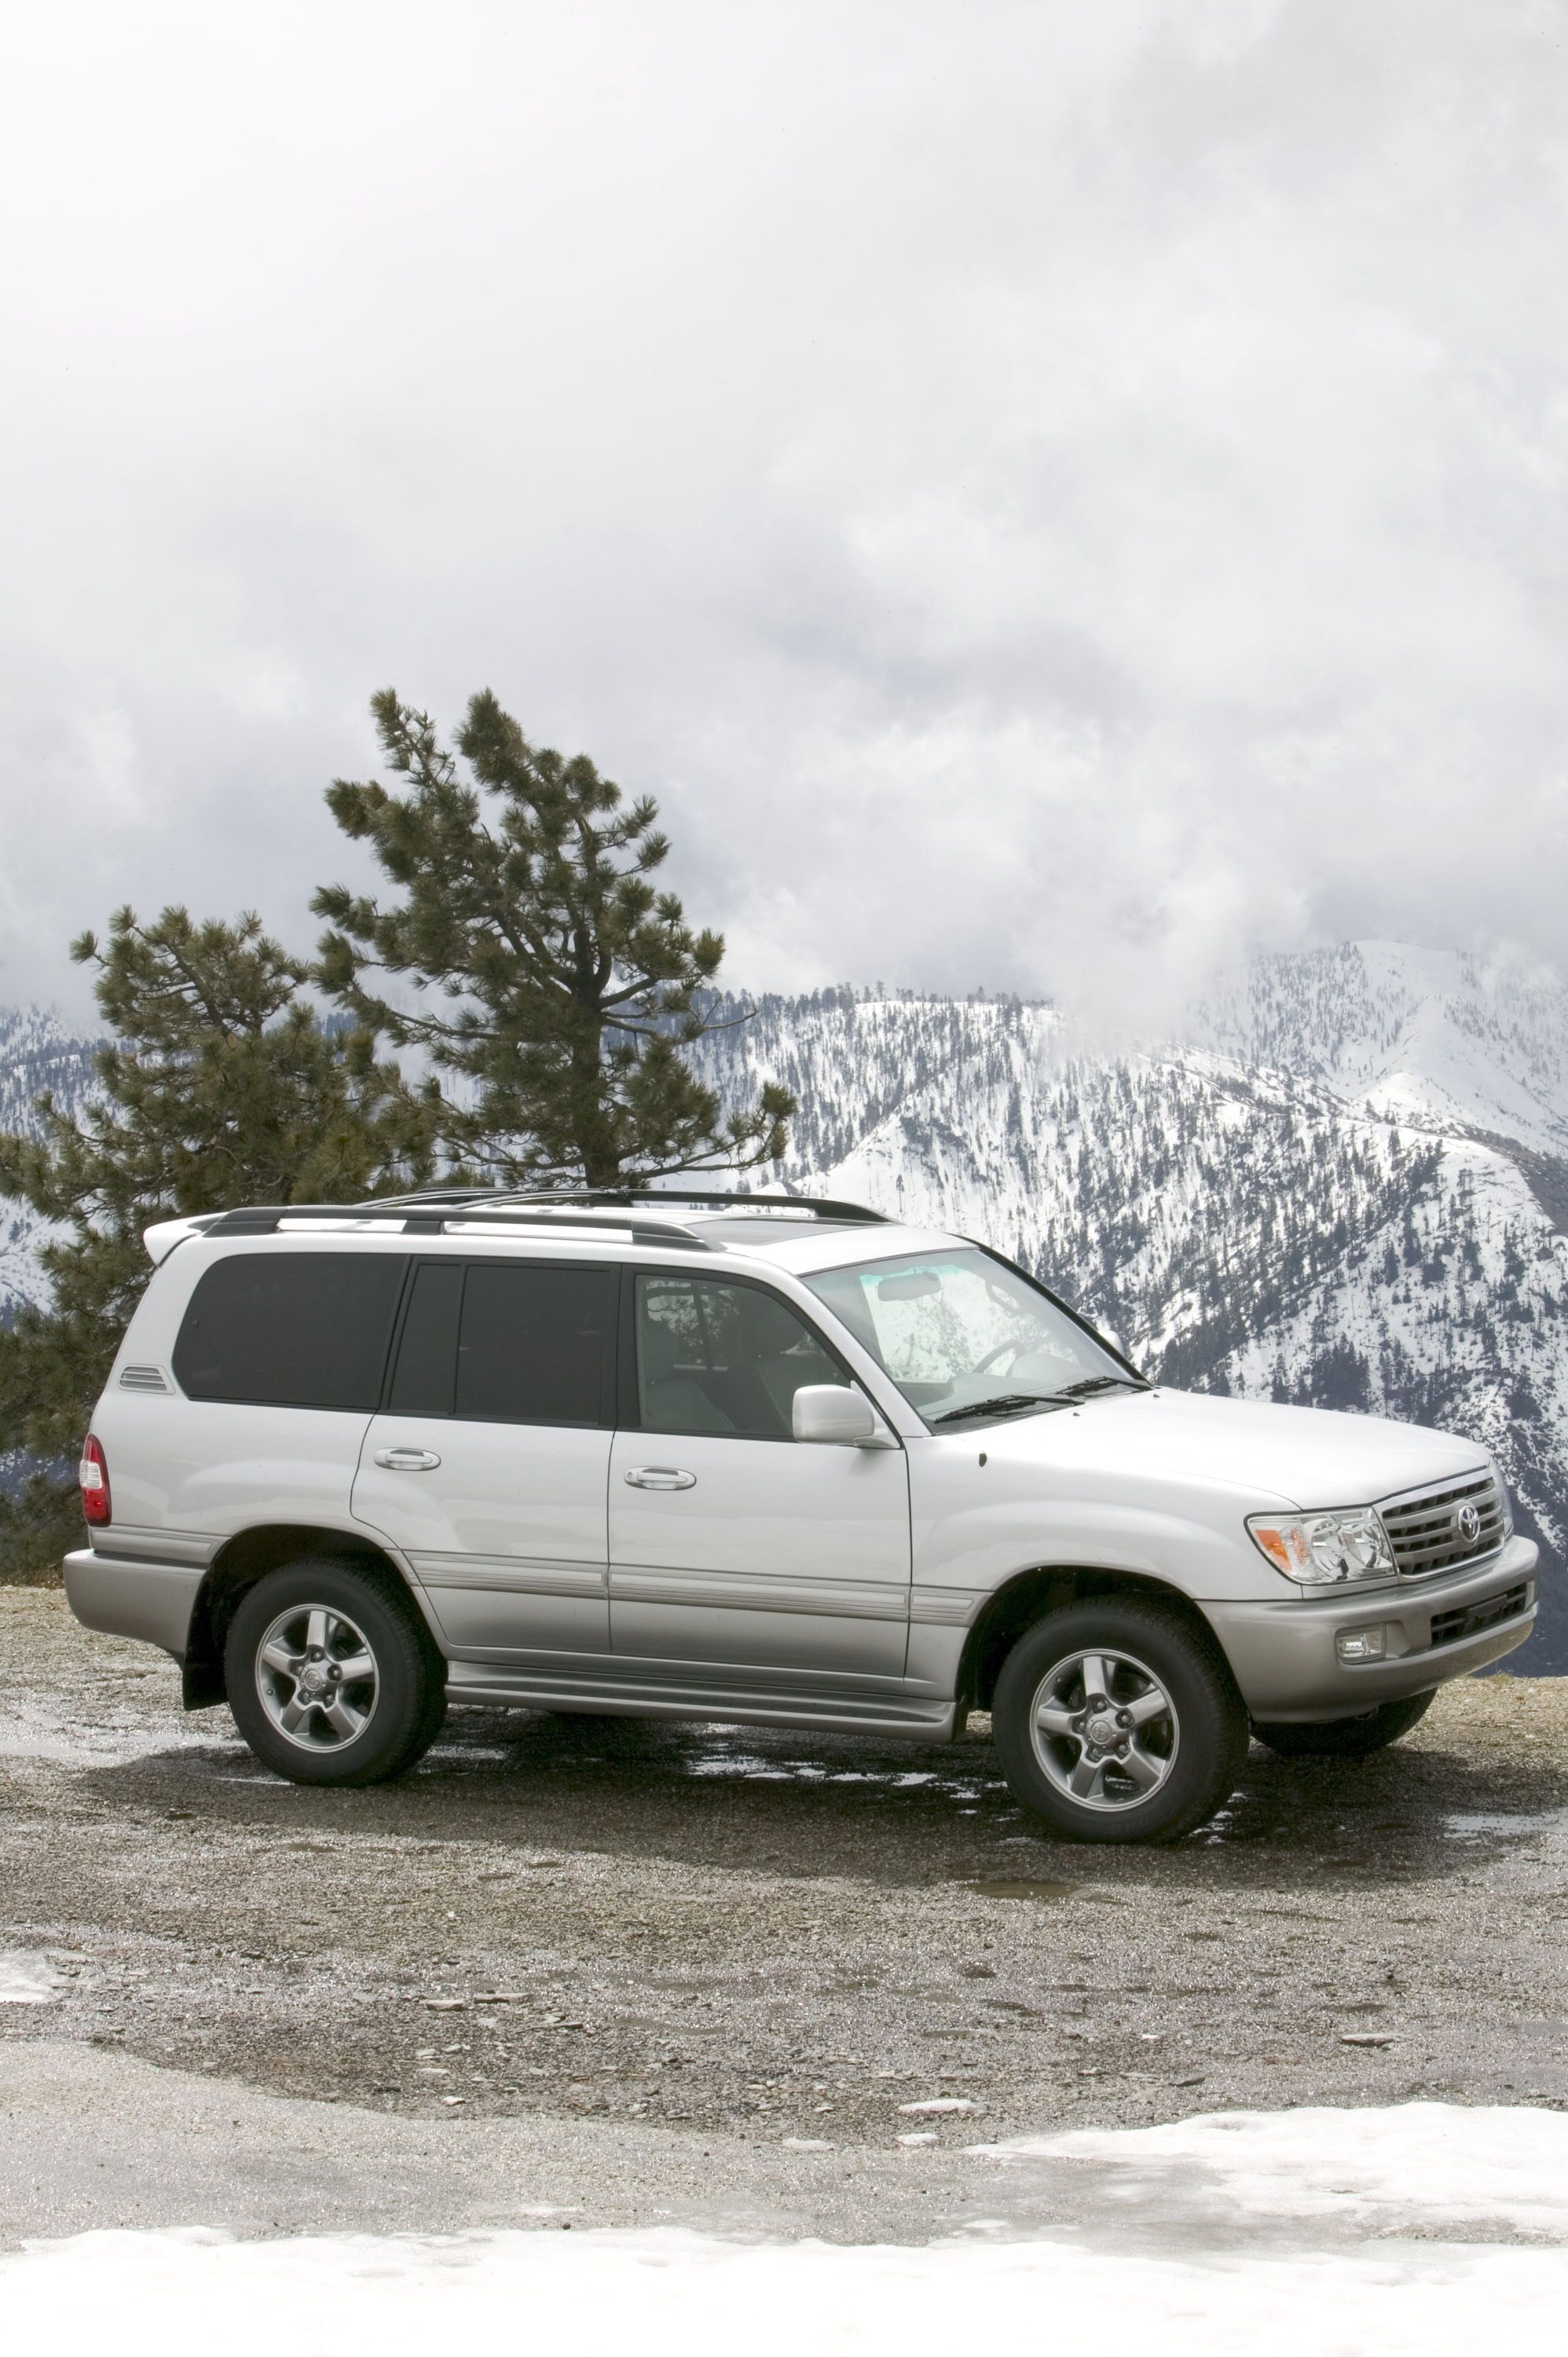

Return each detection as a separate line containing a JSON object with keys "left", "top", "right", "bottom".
{"left": 199, "top": 1202, "right": 712, "bottom": 1249}
{"left": 358, "top": 1188, "right": 891, "bottom": 1225}
{"left": 192, "top": 1190, "right": 888, "bottom": 1248}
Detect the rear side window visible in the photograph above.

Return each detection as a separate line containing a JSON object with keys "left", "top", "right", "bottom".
{"left": 173, "top": 1252, "right": 407, "bottom": 1410}
{"left": 386, "top": 1260, "right": 617, "bottom": 1428}
{"left": 387, "top": 1261, "right": 463, "bottom": 1415}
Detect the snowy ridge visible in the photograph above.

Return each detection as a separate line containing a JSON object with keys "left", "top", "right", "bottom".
{"left": 697, "top": 990, "right": 1062, "bottom": 1179}
{"left": 1193, "top": 941, "right": 1568, "bottom": 1158}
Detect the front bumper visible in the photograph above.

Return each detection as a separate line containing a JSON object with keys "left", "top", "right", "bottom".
{"left": 1205, "top": 1533, "right": 1539, "bottom": 1722}
{"left": 64, "top": 1546, "right": 204, "bottom": 1661}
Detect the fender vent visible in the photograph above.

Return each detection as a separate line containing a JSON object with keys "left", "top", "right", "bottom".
{"left": 119, "top": 1365, "right": 170, "bottom": 1392}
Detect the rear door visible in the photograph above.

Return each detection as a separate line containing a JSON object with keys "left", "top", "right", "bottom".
{"left": 608, "top": 1270, "right": 910, "bottom": 1678}
{"left": 352, "top": 1255, "right": 617, "bottom": 1662}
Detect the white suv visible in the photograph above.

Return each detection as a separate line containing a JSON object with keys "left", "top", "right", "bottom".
{"left": 64, "top": 1191, "right": 1538, "bottom": 1842}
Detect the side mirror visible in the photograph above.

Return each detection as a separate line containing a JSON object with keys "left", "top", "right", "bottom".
{"left": 793, "top": 1384, "right": 895, "bottom": 1448}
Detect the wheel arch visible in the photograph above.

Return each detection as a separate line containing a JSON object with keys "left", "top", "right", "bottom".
{"left": 181, "top": 1523, "right": 439, "bottom": 1709}
{"left": 956, "top": 1563, "right": 1234, "bottom": 1716}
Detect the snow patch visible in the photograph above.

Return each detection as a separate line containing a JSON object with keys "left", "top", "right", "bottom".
{"left": 6, "top": 2105, "right": 1568, "bottom": 2349}
{"left": 0, "top": 1949, "right": 65, "bottom": 2004}
{"left": 976, "top": 2102, "right": 1568, "bottom": 2238}
{"left": 0, "top": 1695, "right": 242, "bottom": 1768}
{"left": 2, "top": 2203, "right": 1563, "bottom": 2356}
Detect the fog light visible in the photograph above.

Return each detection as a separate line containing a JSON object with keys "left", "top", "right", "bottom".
{"left": 1336, "top": 1627, "right": 1387, "bottom": 1663}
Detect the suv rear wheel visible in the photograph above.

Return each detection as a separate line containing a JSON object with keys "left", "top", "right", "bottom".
{"left": 1252, "top": 1690, "right": 1435, "bottom": 1758}
{"left": 991, "top": 1599, "right": 1248, "bottom": 1843}
{"left": 225, "top": 1558, "right": 446, "bottom": 1787}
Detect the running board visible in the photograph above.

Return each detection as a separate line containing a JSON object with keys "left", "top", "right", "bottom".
{"left": 445, "top": 1662, "right": 958, "bottom": 1740}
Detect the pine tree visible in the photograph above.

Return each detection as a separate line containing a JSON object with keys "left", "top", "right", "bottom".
{"left": 0, "top": 907, "right": 435, "bottom": 1573}
{"left": 313, "top": 690, "right": 793, "bottom": 1189}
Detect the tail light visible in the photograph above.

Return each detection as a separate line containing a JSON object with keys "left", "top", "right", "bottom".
{"left": 79, "top": 1434, "right": 112, "bottom": 1527}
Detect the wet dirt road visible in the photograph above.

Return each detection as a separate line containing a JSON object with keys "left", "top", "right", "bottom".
{"left": 5, "top": 1589, "right": 1568, "bottom": 2239}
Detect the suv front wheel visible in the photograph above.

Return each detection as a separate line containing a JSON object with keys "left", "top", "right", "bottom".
{"left": 991, "top": 1600, "right": 1248, "bottom": 1843}
{"left": 225, "top": 1558, "right": 447, "bottom": 1787}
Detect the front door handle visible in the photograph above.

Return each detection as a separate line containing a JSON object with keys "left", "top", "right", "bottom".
{"left": 374, "top": 1447, "right": 443, "bottom": 1472}
{"left": 624, "top": 1466, "right": 697, "bottom": 1491}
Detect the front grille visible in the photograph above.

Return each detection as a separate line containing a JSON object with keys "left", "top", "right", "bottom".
{"left": 1379, "top": 1474, "right": 1505, "bottom": 1579}
{"left": 1430, "top": 1582, "right": 1530, "bottom": 1649}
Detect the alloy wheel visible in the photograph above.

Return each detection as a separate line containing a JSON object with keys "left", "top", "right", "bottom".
{"left": 255, "top": 1604, "right": 380, "bottom": 1752}
{"left": 1028, "top": 1645, "right": 1178, "bottom": 1811}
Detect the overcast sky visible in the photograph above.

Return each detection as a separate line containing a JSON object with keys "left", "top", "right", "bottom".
{"left": 3, "top": 1, "right": 1566, "bottom": 1028}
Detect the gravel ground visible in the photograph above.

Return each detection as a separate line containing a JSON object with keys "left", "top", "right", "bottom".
{"left": 5, "top": 1588, "right": 1568, "bottom": 2240}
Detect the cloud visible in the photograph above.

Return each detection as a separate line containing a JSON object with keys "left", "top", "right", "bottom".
{"left": 2, "top": 0, "right": 1565, "bottom": 1022}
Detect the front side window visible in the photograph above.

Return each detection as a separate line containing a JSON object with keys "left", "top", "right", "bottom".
{"left": 803, "top": 1248, "right": 1135, "bottom": 1428}
{"left": 174, "top": 1252, "right": 406, "bottom": 1410}
{"left": 635, "top": 1274, "right": 848, "bottom": 1439}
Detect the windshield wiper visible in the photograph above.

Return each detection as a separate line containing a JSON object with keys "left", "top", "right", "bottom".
{"left": 933, "top": 1376, "right": 1148, "bottom": 1427}
{"left": 932, "top": 1392, "right": 1064, "bottom": 1427}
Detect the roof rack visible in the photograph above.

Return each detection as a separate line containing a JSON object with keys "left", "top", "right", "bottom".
{"left": 200, "top": 1201, "right": 711, "bottom": 1248}
{"left": 193, "top": 1189, "right": 888, "bottom": 1249}
{"left": 359, "top": 1188, "right": 891, "bottom": 1225}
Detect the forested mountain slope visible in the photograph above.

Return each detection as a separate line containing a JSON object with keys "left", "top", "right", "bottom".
{"left": 0, "top": 1006, "right": 98, "bottom": 1319}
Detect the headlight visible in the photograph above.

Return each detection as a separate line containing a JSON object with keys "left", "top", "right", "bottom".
{"left": 1495, "top": 1470, "right": 1515, "bottom": 1538}
{"left": 1247, "top": 1508, "right": 1394, "bottom": 1585}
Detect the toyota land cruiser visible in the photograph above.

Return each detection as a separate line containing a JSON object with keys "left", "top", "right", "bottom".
{"left": 63, "top": 1191, "right": 1538, "bottom": 1842}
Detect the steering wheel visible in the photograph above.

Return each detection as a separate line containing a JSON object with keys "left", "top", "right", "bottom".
{"left": 971, "top": 1336, "right": 1031, "bottom": 1377}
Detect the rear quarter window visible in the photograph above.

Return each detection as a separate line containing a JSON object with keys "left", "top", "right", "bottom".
{"left": 172, "top": 1252, "right": 407, "bottom": 1410}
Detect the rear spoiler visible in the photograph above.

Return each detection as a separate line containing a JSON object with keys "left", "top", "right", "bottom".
{"left": 143, "top": 1215, "right": 221, "bottom": 1265}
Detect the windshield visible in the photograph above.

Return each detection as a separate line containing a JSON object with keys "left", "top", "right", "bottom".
{"left": 803, "top": 1248, "right": 1139, "bottom": 1428}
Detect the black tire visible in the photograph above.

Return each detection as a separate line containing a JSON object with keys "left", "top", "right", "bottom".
{"left": 225, "top": 1557, "right": 447, "bottom": 1787}
{"left": 1252, "top": 1689, "right": 1436, "bottom": 1758}
{"left": 991, "top": 1600, "right": 1248, "bottom": 1844}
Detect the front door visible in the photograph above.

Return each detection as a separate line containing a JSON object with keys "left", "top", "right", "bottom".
{"left": 352, "top": 1255, "right": 617, "bottom": 1662}
{"left": 608, "top": 1271, "right": 910, "bottom": 1679}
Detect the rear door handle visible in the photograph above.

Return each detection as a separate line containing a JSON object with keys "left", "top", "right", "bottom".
{"left": 624, "top": 1466, "right": 697, "bottom": 1491}
{"left": 374, "top": 1447, "right": 443, "bottom": 1472}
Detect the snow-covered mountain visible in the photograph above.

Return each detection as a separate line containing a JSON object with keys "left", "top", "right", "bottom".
{"left": 0, "top": 1006, "right": 98, "bottom": 1320}
{"left": 2, "top": 946, "right": 1564, "bottom": 1670}
{"left": 1194, "top": 942, "right": 1568, "bottom": 1161}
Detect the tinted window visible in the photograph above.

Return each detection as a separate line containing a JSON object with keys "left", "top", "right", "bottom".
{"left": 387, "top": 1261, "right": 463, "bottom": 1415}
{"left": 635, "top": 1274, "right": 847, "bottom": 1439}
{"left": 453, "top": 1263, "right": 617, "bottom": 1426}
{"left": 174, "top": 1252, "right": 406, "bottom": 1410}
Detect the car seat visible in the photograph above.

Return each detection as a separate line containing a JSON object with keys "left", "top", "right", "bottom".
{"left": 639, "top": 1314, "right": 737, "bottom": 1434}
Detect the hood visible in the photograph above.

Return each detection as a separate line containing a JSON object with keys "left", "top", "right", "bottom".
{"left": 972, "top": 1386, "right": 1488, "bottom": 1511}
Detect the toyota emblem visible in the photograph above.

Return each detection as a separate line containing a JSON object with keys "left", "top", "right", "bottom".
{"left": 1454, "top": 1501, "right": 1482, "bottom": 1545}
